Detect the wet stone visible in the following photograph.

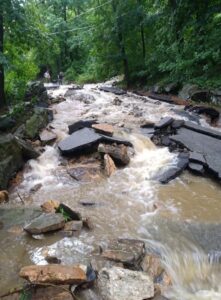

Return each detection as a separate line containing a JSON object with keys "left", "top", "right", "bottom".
{"left": 92, "top": 123, "right": 114, "bottom": 136}
{"left": 41, "top": 200, "right": 60, "bottom": 213}
{"left": 171, "top": 119, "right": 184, "bottom": 129}
{"left": 101, "top": 239, "right": 145, "bottom": 269}
{"left": 0, "top": 190, "right": 9, "bottom": 203}
{"left": 99, "top": 86, "right": 126, "bottom": 95}
{"left": 39, "top": 129, "right": 57, "bottom": 145}
{"left": 67, "top": 159, "right": 102, "bottom": 181}
{"left": 45, "top": 256, "right": 61, "bottom": 264}
{"left": 140, "top": 121, "right": 155, "bottom": 128}
{"left": 90, "top": 256, "right": 124, "bottom": 273}
{"left": 58, "top": 128, "right": 101, "bottom": 155}
{"left": 141, "top": 254, "right": 164, "bottom": 279}
{"left": 155, "top": 117, "right": 174, "bottom": 129}
{"left": 104, "top": 154, "right": 117, "bottom": 177}
{"left": 189, "top": 152, "right": 207, "bottom": 166}
{"left": 98, "top": 143, "right": 130, "bottom": 166}
{"left": 68, "top": 120, "right": 97, "bottom": 134}
{"left": 57, "top": 203, "right": 82, "bottom": 221}
{"left": 183, "top": 121, "right": 221, "bottom": 140}
{"left": 19, "top": 264, "right": 87, "bottom": 285}
{"left": 97, "top": 267, "right": 154, "bottom": 300}
{"left": 64, "top": 220, "right": 83, "bottom": 232}
{"left": 188, "top": 163, "right": 205, "bottom": 175}
{"left": 24, "top": 213, "right": 65, "bottom": 234}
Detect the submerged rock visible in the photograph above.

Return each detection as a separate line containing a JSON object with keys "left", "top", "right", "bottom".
{"left": 24, "top": 213, "right": 65, "bottom": 234}
{"left": 67, "top": 159, "right": 102, "bottom": 181}
{"left": 97, "top": 267, "right": 154, "bottom": 300}
{"left": 20, "top": 264, "right": 87, "bottom": 284}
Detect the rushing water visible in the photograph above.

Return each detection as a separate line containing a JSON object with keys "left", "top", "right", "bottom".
{"left": 1, "top": 80, "right": 221, "bottom": 299}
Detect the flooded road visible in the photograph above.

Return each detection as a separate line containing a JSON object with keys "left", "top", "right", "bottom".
{"left": 1, "top": 81, "right": 221, "bottom": 299}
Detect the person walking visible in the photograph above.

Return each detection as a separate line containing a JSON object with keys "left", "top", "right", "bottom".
{"left": 44, "top": 70, "right": 51, "bottom": 83}
{"left": 58, "top": 71, "right": 64, "bottom": 85}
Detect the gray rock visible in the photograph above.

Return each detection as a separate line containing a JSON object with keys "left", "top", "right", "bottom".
{"left": 16, "top": 137, "right": 40, "bottom": 159}
{"left": 25, "top": 108, "right": 49, "bottom": 139}
{"left": 189, "top": 152, "right": 207, "bottom": 166}
{"left": 59, "top": 128, "right": 101, "bottom": 155}
{"left": 170, "top": 127, "right": 221, "bottom": 180}
{"left": 0, "top": 134, "right": 24, "bottom": 189}
{"left": 158, "top": 156, "right": 188, "bottom": 184}
{"left": 178, "top": 84, "right": 199, "bottom": 100}
{"left": 100, "top": 135, "right": 133, "bottom": 147}
{"left": 25, "top": 81, "right": 48, "bottom": 103}
{"left": 0, "top": 116, "right": 15, "bottom": 131}
{"left": 171, "top": 119, "right": 184, "bottom": 129}
{"left": 101, "top": 239, "right": 145, "bottom": 269}
{"left": 24, "top": 213, "right": 65, "bottom": 234}
{"left": 97, "top": 267, "right": 154, "bottom": 300}
{"left": 98, "top": 143, "right": 130, "bottom": 166}
{"left": 183, "top": 121, "right": 221, "bottom": 140}
{"left": 39, "top": 129, "right": 57, "bottom": 145}
{"left": 164, "top": 82, "right": 179, "bottom": 94}
{"left": 59, "top": 128, "right": 133, "bottom": 155}
{"left": 99, "top": 86, "right": 126, "bottom": 95}
{"left": 155, "top": 117, "right": 174, "bottom": 129}
{"left": 68, "top": 120, "right": 97, "bottom": 134}
{"left": 188, "top": 163, "right": 205, "bottom": 175}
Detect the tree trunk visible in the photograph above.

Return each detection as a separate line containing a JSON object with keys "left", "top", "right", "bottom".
{"left": 140, "top": 23, "right": 146, "bottom": 60}
{"left": 137, "top": 0, "right": 146, "bottom": 60}
{"left": 112, "top": 1, "right": 130, "bottom": 87}
{"left": 0, "top": 13, "right": 5, "bottom": 108}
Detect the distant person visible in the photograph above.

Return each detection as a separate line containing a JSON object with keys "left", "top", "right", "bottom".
{"left": 44, "top": 70, "right": 51, "bottom": 83}
{"left": 58, "top": 71, "right": 64, "bottom": 85}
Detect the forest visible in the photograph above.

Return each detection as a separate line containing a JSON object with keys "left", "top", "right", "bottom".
{"left": 0, "top": 0, "right": 221, "bottom": 108}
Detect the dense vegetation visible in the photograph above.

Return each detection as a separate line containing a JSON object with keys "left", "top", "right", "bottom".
{"left": 0, "top": 0, "right": 221, "bottom": 107}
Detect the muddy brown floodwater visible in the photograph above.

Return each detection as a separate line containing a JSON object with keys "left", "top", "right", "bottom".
{"left": 0, "top": 79, "right": 221, "bottom": 299}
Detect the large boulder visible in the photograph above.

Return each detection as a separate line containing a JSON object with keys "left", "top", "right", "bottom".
{"left": 58, "top": 128, "right": 132, "bottom": 155}
{"left": 20, "top": 264, "right": 87, "bottom": 285}
{"left": 25, "top": 81, "right": 48, "bottom": 103}
{"left": 179, "top": 84, "right": 210, "bottom": 102}
{"left": 25, "top": 108, "right": 49, "bottom": 139}
{"left": 0, "top": 134, "right": 24, "bottom": 189}
{"left": 0, "top": 115, "right": 15, "bottom": 131}
{"left": 97, "top": 267, "right": 154, "bottom": 300}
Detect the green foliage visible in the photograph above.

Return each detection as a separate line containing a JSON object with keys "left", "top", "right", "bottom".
{"left": 1, "top": 0, "right": 221, "bottom": 108}
{"left": 5, "top": 49, "right": 39, "bottom": 103}
{"left": 56, "top": 207, "right": 72, "bottom": 222}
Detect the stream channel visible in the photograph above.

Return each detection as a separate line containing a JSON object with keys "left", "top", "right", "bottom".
{"left": 0, "top": 80, "right": 221, "bottom": 299}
